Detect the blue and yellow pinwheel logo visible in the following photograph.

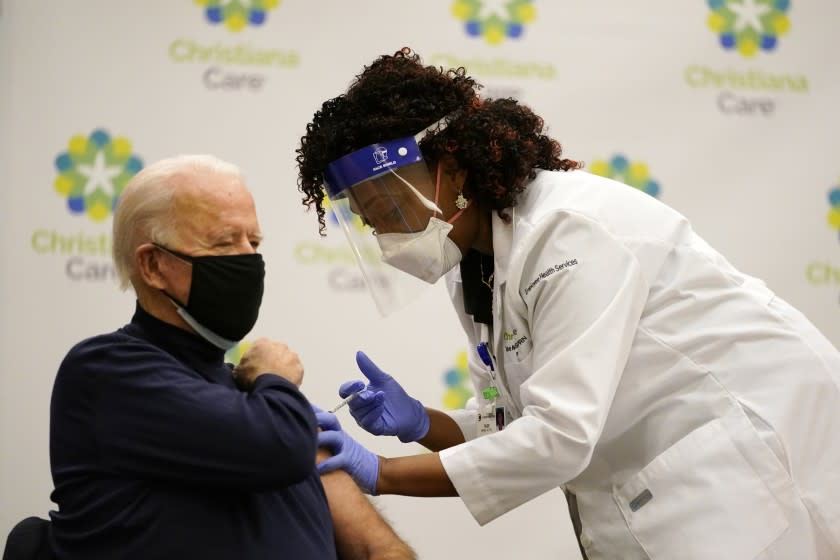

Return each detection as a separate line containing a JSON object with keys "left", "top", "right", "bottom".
{"left": 590, "top": 154, "right": 661, "bottom": 198}
{"left": 54, "top": 129, "right": 143, "bottom": 223}
{"left": 827, "top": 180, "right": 840, "bottom": 240}
{"left": 195, "top": 0, "right": 280, "bottom": 33}
{"left": 452, "top": 0, "right": 536, "bottom": 45}
{"left": 442, "top": 350, "right": 474, "bottom": 409}
{"left": 707, "top": 0, "right": 791, "bottom": 57}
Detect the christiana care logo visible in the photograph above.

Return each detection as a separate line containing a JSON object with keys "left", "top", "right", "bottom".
{"left": 688, "top": 1, "right": 804, "bottom": 117}
{"left": 172, "top": 0, "right": 297, "bottom": 92}
{"left": 589, "top": 154, "right": 661, "bottom": 198}
{"left": 195, "top": 0, "right": 281, "bottom": 32}
{"left": 452, "top": 0, "right": 536, "bottom": 45}
{"left": 706, "top": 0, "right": 791, "bottom": 58}
{"left": 34, "top": 128, "right": 144, "bottom": 282}
{"left": 54, "top": 129, "right": 143, "bottom": 223}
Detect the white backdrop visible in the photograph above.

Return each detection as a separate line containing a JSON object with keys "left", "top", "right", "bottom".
{"left": 2, "top": 1, "right": 839, "bottom": 557}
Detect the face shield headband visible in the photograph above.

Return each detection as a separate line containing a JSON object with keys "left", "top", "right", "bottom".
{"left": 324, "top": 135, "right": 426, "bottom": 200}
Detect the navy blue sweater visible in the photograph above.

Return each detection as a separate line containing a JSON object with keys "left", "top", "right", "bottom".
{"left": 49, "top": 304, "right": 337, "bottom": 559}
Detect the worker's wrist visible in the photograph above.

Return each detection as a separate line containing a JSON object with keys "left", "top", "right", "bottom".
{"left": 397, "top": 402, "right": 430, "bottom": 443}
{"left": 374, "top": 455, "right": 389, "bottom": 495}
{"left": 361, "top": 453, "right": 382, "bottom": 496}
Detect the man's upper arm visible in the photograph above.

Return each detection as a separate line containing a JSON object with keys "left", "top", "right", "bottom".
{"left": 72, "top": 338, "right": 318, "bottom": 490}
{"left": 317, "top": 449, "right": 416, "bottom": 560}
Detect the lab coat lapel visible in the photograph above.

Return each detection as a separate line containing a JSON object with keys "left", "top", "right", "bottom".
{"left": 491, "top": 209, "right": 514, "bottom": 364}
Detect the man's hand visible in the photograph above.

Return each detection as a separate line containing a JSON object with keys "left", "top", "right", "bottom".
{"left": 233, "top": 337, "right": 304, "bottom": 388}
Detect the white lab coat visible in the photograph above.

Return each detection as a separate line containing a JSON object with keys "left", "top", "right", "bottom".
{"left": 439, "top": 170, "right": 840, "bottom": 559}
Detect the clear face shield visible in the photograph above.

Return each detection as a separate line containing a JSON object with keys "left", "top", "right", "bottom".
{"left": 323, "top": 134, "right": 465, "bottom": 316}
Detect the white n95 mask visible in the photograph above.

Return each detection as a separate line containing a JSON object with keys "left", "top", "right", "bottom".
{"left": 377, "top": 217, "right": 463, "bottom": 284}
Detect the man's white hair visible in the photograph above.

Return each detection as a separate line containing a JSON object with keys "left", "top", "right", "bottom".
{"left": 112, "top": 154, "right": 242, "bottom": 291}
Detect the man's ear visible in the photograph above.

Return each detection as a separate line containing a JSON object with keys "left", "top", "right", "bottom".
{"left": 135, "top": 244, "right": 167, "bottom": 290}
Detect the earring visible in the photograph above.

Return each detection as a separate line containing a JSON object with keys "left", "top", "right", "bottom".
{"left": 455, "top": 192, "right": 469, "bottom": 210}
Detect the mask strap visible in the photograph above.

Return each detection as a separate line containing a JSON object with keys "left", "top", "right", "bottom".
{"left": 158, "top": 292, "right": 238, "bottom": 350}
{"left": 154, "top": 243, "right": 194, "bottom": 264}
{"left": 175, "top": 300, "right": 238, "bottom": 350}
{"left": 433, "top": 162, "right": 471, "bottom": 225}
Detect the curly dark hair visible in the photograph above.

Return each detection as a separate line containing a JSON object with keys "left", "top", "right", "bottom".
{"left": 296, "top": 47, "right": 582, "bottom": 235}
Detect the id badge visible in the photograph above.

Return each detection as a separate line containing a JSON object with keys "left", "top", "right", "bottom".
{"left": 476, "top": 402, "right": 506, "bottom": 436}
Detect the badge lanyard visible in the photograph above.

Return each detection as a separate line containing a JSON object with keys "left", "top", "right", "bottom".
{"left": 476, "top": 342, "right": 505, "bottom": 435}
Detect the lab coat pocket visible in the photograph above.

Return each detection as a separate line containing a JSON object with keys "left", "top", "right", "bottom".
{"left": 613, "top": 418, "right": 789, "bottom": 560}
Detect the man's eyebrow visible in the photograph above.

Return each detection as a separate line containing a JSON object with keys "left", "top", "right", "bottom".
{"left": 207, "top": 229, "right": 264, "bottom": 243}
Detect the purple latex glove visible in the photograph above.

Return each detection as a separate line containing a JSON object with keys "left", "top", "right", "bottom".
{"left": 338, "top": 351, "right": 430, "bottom": 443}
{"left": 314, "top": 408, "right": 379, "bottom": 495}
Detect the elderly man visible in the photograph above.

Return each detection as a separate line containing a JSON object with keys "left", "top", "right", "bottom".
{"left": 48, "top": 155, "right": 414, "bottom": 559}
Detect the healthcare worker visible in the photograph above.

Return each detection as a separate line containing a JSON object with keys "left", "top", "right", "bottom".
{"left": 296, "top": 48, "right": 840, "bottom": 560}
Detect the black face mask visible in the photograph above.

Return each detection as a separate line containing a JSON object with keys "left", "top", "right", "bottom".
{"left": 155, "top": 244, "right": 265, "bottom": 345}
